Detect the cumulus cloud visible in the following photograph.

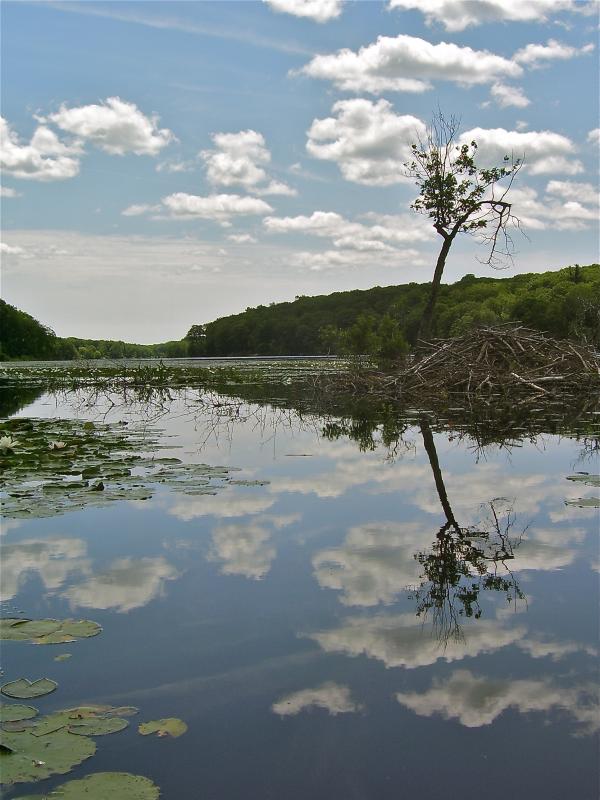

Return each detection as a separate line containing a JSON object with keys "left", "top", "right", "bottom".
{"left": 264, "top": 210, "right": 432, "bottom": 254}
{"left": 396, "top": 669, "right": 599, "bottom": 733}
{"left": 388, "top": 1, "right": 593, "bottom": 31}
{"left": 0, "top": 117, "right": 81, "bottom": 181}
{"left": 545, "top": 179, "right": 599, "bottom": 206}
{"left": 63, "top": 556, "right": 179, "bottom": 613}
{"left": 209, "top": 522, "right": 276, "bottom": 580}
{"left": 514, "top": 39, "right": 594, "bottom": 67}
{"left": 312, "top": 522, "right": 429, "bottom": 606}
{"left": 272, "top": 683, "right": 362, "bottom": 716}
{"left": 121, "top": 203, "right": 161, "bottom": 217}
{"left": 0, "top": 185, "right": 20, "bottom": 197}
{"left": 299, "top": 34, "right": 521, "bottom": 94}
{"left": 489, "top": 83, "right": 530, "bottom": 108}
{"left": 0, "top": 242, "right": 27, "bottom": 256}
{"left": 161, "top": 192, "right": 273, "bottom": 225}
{"left": 459, "top": 126, "right": 583, "bottom": 175}
{"left": 228, "top": 233, "right": 258, "bottom": 244}
{"left": 0, "top": 537, "right": 90, "bottom": 601}
{"left": 167, "top": 491, "right": 275, "bottom": 521}
{"left": 587, "top": 128, "right": 600, "bottom": 145}
{"left": 201, "top": 130, "right": 295, "bottom": 196}
{"left": 263, "top": 0, "right": 344, "bottom": 22}
{"left": 306, "top": 99, "right": 426, "bottom": 186}
{"left": 48, "top": 96, "right": 174, "bottom": 156}
{"left": 309, "top": 614, "right": 526, "bottom": 669}
{"left": 503, "top": 185, "right": 598, "bottom": 231}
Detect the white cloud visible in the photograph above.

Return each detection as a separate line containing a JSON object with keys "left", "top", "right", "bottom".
{"left": 0, "top": 242, "right": 27, "bottom": 256}
{"left": 514, "top": 39, "right": 594, "bottom": 67}
{"left": 201, "top": 130, "right": 296, "bottom": 196}
{"left": 0, "top": 185, "right": 20, "bottom": 197}
{"left": 228, "top": 233, "right": 258, "bottom": 244}
{"left": 121, "top": 203, "right": 161, "bottom": 217}
{"left": 300, "top": 34, "right": 521, "bottom": 94}
{"left": 459, "top": 126, "right": 583, "bottom": 175}
{"left": 264, "top": 210, "right": 432, "bottom": 254}
{"left": 156, "top": 159, "right": 195, "bottom": 173}
{"left": 388, "top": 1, "right": 593, "bottom": 32}
{"left": 263, "top": 0, "right": 344, "bottom": 22}
{"left": 0, "top": 537, "right": 90, "bottom": 601}
{"left": 63, "top": 556, "right": 179, "bottom": 612}
{"left": 48, "top": 96, "right": 174, "bottom": 156}
{"left": 545, "top": 180, "right": 599, "bottom": 206}
{"left": 489, "top": 83, "right": 530, "bottom": 108}
{"left": 209, "top": 522, "right": 276, "bottom": 580}
{"left": 309, "top": 614, "right": 526, "bottom": 669}
{"left": 306, "top": 99, "right": 426, "bottom": 186}
{"left": 0, "top": 117, "right": 81, "bottom": 181}
{"left": 161, "top": 192, "right": 273, "bottom": 225}
{"left": 292, "top": 247, "right": 423, "bottom": 271}
{"left": 587, "top": 128, "right": 600, "bottom": 144}
{"left": 396, "top": 669, "right": 599, "bottom": 733}
{"left": 167, "top": 491, "right": 275, "bottom": 521}
{"left": 272, "top": 683, "right": 362, "bottom": 716}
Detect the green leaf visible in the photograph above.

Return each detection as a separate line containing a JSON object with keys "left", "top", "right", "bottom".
{"left": 1, "top": 679, "right": 57, "bottom": 700}
{"left": 0, "top": 704, "right": 38, "bottom": 723}
{"left": 0, "top": 727, "right": 96, "bottom": 785}
{"left": 138, "top": 717, "right": 187, "bottom": 738}
{"left": 68, "top": 717, "right": 129, "bottom": 736}
{"left": 13, "top": 771, "right": 160, "bottom": 799}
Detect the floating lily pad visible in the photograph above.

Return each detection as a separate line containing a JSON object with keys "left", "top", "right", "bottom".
{"left": 0, "top": 726, "right": 96, "bottom": 785}
{"left": 54, "top": 654, "right": 72, "bottom": 662}
{"left": 0, "top": 618, "right": 101, "bottom": 645}
{"left": 0, "top": 704, "right": 37, "bottom": 723}
{"left": 138, "top": 717, "right": 187, "bottom": 738}
{"left": 565, "top": 497, "right": 600, "bottom": 508}
{"left": 68, "top": 717, "right": 129, "bottom": 736}
{"left": 14, "top": 771, "right": 160, "bottom": 799}
{"left": 1, "top": 679, "right": 57, "bottom": 699}
{"left": 228, "top": 479, "right": 270, "bottom": 486}
{"left": 566, "top": 473, "right": 600, "bottom": 487}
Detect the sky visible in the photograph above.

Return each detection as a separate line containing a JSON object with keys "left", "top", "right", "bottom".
{"left": 1, "top": 0, "right": 599, "bottom": 343}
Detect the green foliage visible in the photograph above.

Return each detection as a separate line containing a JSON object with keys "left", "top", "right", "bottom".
{"left": 0, "top": 299, "right": 57, "bottom": 360}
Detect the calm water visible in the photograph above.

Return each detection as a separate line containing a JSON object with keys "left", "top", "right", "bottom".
{"left": 1, "top": 380, "right": 599, "bottom": 799}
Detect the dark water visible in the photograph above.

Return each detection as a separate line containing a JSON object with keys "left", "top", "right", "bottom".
{"left": 1, "top": 384, "right": 599, "bottom": 799}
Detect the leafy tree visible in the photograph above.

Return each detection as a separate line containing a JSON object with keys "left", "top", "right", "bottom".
{"left": 404, "top": 112, "right": 522, "bottom": 339}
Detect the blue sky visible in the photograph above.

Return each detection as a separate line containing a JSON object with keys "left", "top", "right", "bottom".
{"left": 1, "top": 0, "right": 598, "bottom": 341}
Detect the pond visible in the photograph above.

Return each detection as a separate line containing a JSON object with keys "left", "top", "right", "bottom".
{"left": 1, "top": 363, "right": 598, "bottom": 799}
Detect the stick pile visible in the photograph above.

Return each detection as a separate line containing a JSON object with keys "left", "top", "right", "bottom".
{"left": 400, "top": 324, "right": 599, "bottom": 404}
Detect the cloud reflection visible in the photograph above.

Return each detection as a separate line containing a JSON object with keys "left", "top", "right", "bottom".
{"left": 0, "top": 537, "right": 90, "bottom": 601}
{"left": 272, "top": 682, "right": 362, "bottom": 716}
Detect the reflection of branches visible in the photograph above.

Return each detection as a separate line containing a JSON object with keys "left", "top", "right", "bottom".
{"left": 414, "top": 421, "right": 525, "bottom": 645}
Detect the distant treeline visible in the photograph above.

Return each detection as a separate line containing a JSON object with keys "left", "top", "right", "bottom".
{"left": 188, "top": 264, "right": 600, "bottom": 356}
{"left": 2, "top": 264, "right": 598, "bottom": 361}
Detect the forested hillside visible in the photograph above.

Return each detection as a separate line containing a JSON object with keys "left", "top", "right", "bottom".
{"left": 2, "top": 264, "right": 598, "bottom": 360}
{"left": 187, "top": 264, "right": 600, "bottom": 356}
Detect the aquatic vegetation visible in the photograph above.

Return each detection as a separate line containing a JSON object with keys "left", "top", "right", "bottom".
{"left": 0, "top": 704, "right": 38, "bottom": 723}
{"left": 1, "top": 679, "right": 57, "bottom": 699}
{"left": 0, "top": 417, "right": 245, "bottom": 519}
{"left": 138, "top": 717, "right": 187, "bottom": 738}
{"left": 14, "top": 770, "right": 160, "bottom": 799}
{"left": 0, "top": 618, "right": 101, "bottom": 644}
{"left": 565, "top": 497, "right": 600, "bottom": 508}
{"left": 566, "top": 473, "right": 600, "bottom": 487}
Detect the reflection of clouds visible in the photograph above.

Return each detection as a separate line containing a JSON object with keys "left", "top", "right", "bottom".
{"left": 518, "top": 636, "right": 597, "bottom": 660}
{"left": 313, "top": 522, "right": 427, "bottom": 607}
{"left": 396, "top": 670, "right": 599, "bottom": 733}
{"left": 308, "top": 614, "right": 526, "bottom": 669}
{"left": 508, "top": 527, "right": 584, "bottom": 573}
{"left": 208, "top": 513, "right": 300, "bottom": 580}
{"left": 167, "top": 492, "right": 275, "bottom": 521}
{"left": 0, "top": 538, "right": 90, "bottom": 601}
{"left": 272, "top": 682, "right": 362, "bottom": 716}
{"left": 209, "top": 523, "right": 275, "bottom": 580}
{"left": 63, "top": 556, "right": 179, "bottom": 612}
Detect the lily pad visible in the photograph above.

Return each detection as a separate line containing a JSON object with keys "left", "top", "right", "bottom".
{"left": 0, "top": 726, "right": 96, "bottom": 785}
{"left": 138, "top": 717, "right": 187, "bottom": 738}
{"left": 14, "top": 771, "right": 160, "bottom": 799}
{"left": 0, "top": 704, "right": 38, "bottom": 723}
{"left": 68, "top": 717, "right": 128, "bottom": 736}
{"left": 54, "top": 654, "right": 72, "bottom": 662}
{"left": 566, "top": 473, "right": 600, "bottom": 487}
{"left": 0, "top": 618, "right": 102, "bottom": 645}
{"left": 565, "top": 497, "right": 600, "bottom": 508}
{"left": 1, "top": 679, "right": 57, "bottom": 699}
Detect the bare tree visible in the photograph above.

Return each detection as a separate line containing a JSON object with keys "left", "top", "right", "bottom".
{"left": 404, "top": 112, "right": 523, "bottom": 340}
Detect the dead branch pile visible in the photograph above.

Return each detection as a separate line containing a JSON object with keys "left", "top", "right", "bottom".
{"left": 400, "top": 324, "right": 599, "bottom": 404}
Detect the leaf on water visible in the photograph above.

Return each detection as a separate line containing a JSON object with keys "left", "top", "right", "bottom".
{"left": 565, "top": 497, "right": 600, "bottom": 508}
{"left": 566, "top": 473, "right": 600, "bottom": 487}
{"left": 53, "top": 654, "right": 72, "bottom": 662}
{"left": 0, "top": 726, "right": 96, "bottom": 785}
{"left": 1, "top": 679, "right": 58, "bottom": 700}
{"left": 0, "top": 618, "right": 101, "bottom": 645}
{"left": 138, "top": 717, "right": 187, "bottom": 738}
{"left": 68, "top": 717, "right": 128, "bottom": 736}
{"left": 0, "top": 704, "right": 38, "bottom": 723}
{"left": 13, "top": 771, "right": 160, "bottom": 799}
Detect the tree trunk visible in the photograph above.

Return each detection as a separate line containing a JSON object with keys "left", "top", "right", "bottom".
{"left": 417, "top": 234, "right": 453, "bottom": 342}
{"left": 420, "top": 420, "right": 458, "bottom": 531}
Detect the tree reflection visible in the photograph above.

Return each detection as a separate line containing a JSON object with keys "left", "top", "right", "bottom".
{"left": 412, "top": 420, "right": 524, "bottom": 643}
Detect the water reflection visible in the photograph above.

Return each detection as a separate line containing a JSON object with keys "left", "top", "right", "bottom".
{"left": 272, "top": 682, "right": 363, "bottom": 717}
{"left": 0, "top": 537, "right": 90, "bottom": 600}
{"left": 396, "top": 670, "right": 599, "bottom": 733}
